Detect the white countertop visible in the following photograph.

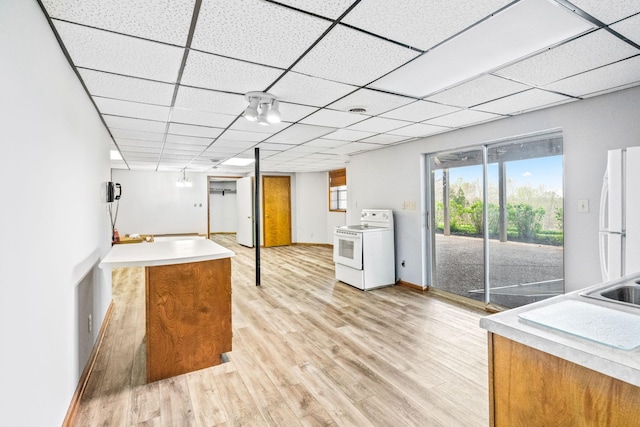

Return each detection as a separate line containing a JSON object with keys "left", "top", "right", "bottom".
{"left": 99, "top": 239, "right": 235, "bottom": 269}
{"left": 480, "top": 272, "right": 640, "bottom": 387}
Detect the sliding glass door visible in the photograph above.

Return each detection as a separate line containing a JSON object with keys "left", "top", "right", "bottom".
{"left": 425, "top": 133, "right": 564, "bottom": 308}
{"left": 429, "top": 148, "right": 485, "bottom": 300}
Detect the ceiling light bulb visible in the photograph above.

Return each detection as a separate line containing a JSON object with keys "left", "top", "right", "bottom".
{"left": 243, "top": 97, "right": 259, "bottom": 122}
{"left": 257, "top": 102, "right": 270, "bottom": 125}
{"left": 266, "top": 100, "right": 281, "bottom": 124}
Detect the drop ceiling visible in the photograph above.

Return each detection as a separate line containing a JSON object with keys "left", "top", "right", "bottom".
{"left": 39, "top": 0, "right": 640, "bottom": 174}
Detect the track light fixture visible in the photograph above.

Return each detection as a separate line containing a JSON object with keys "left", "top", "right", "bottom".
{"left": 243, "top": 92, "right": 281, "bottom": 125}
{"left": 176, "top": 170, "right": 192, "bottom": 188}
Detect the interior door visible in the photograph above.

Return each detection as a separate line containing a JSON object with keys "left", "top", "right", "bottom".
{"left": 236, "top": 176, "right": 254, "bottom": 247}
{"left": 263, "top": 175, "right": 291, "bottom": 247}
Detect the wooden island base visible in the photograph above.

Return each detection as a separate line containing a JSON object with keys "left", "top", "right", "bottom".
{"left": 145, "top": 258, "right": 231, "bottom": 383}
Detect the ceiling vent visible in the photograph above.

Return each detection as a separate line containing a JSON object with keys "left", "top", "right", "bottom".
{"left": 347, "top": 106, "right": 367, "bottom": 114}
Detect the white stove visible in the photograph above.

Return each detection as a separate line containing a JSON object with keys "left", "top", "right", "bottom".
{"left": 333, "top": 209, "right": 395, "bottom": 290}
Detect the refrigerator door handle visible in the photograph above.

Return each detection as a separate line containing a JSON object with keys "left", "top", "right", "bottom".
{"left": 599, "top": 168, "right": 609, "bottom": 281}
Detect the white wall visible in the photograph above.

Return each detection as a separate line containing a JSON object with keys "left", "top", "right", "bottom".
{"left": 348, "top": 86, "right": 640, "bottom": 293}
{"left": 112, "top": 170, "right": 342, "bottom": 244}
{"left": 0, "top": 1, "right": 112, "bottom": 425}
{"left": 294, "top": 172, "right": 328, "bottom": 243}
{"left": 209, "top": 180, "right": 237, "bottom": 233}
{"left": 111, "top": 170, "right": 209, "bottom": 235}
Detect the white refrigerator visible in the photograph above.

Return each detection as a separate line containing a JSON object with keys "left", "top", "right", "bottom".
{"left": 599, "top": 146, "right": 640, "bottom": 281}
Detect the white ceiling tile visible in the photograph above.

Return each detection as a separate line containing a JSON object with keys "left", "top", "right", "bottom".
{"left": 300, "top": 109, "right": 367, "bottom": 127}
{"left": 116, "top": 139, "right": 164, "bottom": 149}
{"left": 304, "top": 138, "right": 350, "bottom": 148}
{"left": 325, "top": 129, "right": 376, "bottom": 141}
{"left": 165, "top": 134, "right": 212, "bottom": 146}
{"left": 256, "top": 143, "right": 297, "bottom": 151}
{"left": 610, "top": 14, "right": 640, "bottom": 45}
{"left": 274, "top": 0, "right": 355, "bottom": 19}
{"left": 278, "top": 102, "right": 319, "bottom": 122}
{"left": 270, "top": 72, "right": 357, "bottom": 107}
{"left": 79, "top": 69, "right": 175, "bottom": 106}
{"left": 192, "top": 0, "right": 330, "bottom": 68}
{"left": 164, "top": 142, "right": 209, "bottom": 151}
{"left": 168, "top": 123, "right": 223, "bottom": 138}
{"left": 171, "top": 107, "right": 236, "bottom": 128}
{"left": 122, "top": 153, "right": 159, "bottom": 160}
{"left": 104, "top": 116, "right": 167, "bottom": 133}
{"left": 266, "top": 124, "right": 337, "bottom": 144}
{"left": 323, "top": 142, "right": 382, "bottom": 155}
{"left": 495, "top": 29, "right": 640, "bottom": 86}
{"left": 174, "top": 86, "right": 246, "bottom": 115}
{"left": 380, "top": 100, "right": 460, "bottom": 122}
{"left": 94, "top": 97, "right": 170, "bottom": 121}
{"left": 212, "top": 139, "right": 257, "bottom": 149}
{"left": 41, "top": 0, "right": 195, "bottom": 45}
{"left": 205, "top": 146, "right": 247, "bottom": 155}
{"left": 219, "top": 130, "right": 269, "bottom": 142}
{"left": 181, "top": 50, "right": 283, "bottom": 93}
{"left": 389, "top": 123, "right": 449, "bottom": 138}
{"left": 292, "top": 25, "right": 419, "bottom": 86}
{"left": 426, "top": 75, "right": 531, "bottom": 108}
{"left": 327, "top": 88, "right": 415, "bottom": 116}
{"left": 53, "top": 21, "right": 184, "bottom": 83}
{"left": 285, "top": 145, "right": 324, "bottom": 154}
{"left": 543, "top": 55, "right": 640, "bottom": 98}
{"left": 369, "top": 0, "right": 596, "bottom": 97}
{"left": 228, "top": 119, "right": 292, "bottom": 134}
{"left": 359, "top": 134, "right": 409, "bottom": 145}
{"left": 346, "top": 117, "right": 411, "bottom": 133}
{"left": 343, "top": 0, "right": 512, "bottom": 50}
{"left": 111, "top": 129, "right": 165, "bottom": 142}
{"left": 474, "top": 89, "right": 573, "bottom": 115}
{"left": 120, "top": 146, "right": 162, "bottom": 154}
{"left": 567, "top": 0, "right": 640, "bottom": 24}
{"left": 425, "top": 109, "right": 503, "bottom": 128}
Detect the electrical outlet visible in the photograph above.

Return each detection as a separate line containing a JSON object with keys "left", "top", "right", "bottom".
{"left": 88, "top": 314, "right": 93, "bottom": 334}
{"left": 578, "top": 199, "right": 589, "bottom": 213}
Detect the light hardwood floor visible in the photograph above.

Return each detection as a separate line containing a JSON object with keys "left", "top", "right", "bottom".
{"left": 72, "top": 234, "right": 489, "bottom": 426}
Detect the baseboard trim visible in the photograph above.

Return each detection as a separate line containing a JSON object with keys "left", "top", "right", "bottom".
{"left": 292, "top": 242, "right": 334, "bottom": 248}
{"left": 396, "top": 281, "right": 502, "bottom": 313}
{"left": 397, "top": 280, "right": 427, "bottom": 292}
{"left": 62, "top": 300, "right": 115, "bottom": 427}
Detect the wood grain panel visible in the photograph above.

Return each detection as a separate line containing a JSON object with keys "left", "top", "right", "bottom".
{"left": 262, "top": 175, "right": 291, "bottom": 247}
{"left": 145, "top": 258, "right": 231, "bottom": 382}
{"left": 490, "top": 333, "right": 640, "bottom": 426}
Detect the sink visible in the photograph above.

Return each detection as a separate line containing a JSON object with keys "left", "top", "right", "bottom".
{"left": 582, "top": 280, "right": 640, "bottom": 308}
{"left": 600, "top": 285, "right": 640, "bottom": 305}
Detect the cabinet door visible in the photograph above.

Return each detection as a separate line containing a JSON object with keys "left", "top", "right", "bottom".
{"left": 489, "top": 334, "right": 640, "bottom": 426}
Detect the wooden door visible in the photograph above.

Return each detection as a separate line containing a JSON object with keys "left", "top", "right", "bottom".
{"left": 262, "top": 175, "right": 291, "bottom": 247}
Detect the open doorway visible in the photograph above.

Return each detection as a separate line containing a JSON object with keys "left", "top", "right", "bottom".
{"left": 207, "top": 176, "right": 241, "bottom": 238}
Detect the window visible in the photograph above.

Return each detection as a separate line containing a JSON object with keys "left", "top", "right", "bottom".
{"left": 329, "top": 168, "right": 347, "bottom": 211}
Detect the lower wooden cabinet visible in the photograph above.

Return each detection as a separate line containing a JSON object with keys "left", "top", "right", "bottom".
{"left": 488, "top": 333, "right": 640, "bottom": 426}
{"left": 145, "top": 258, "right": 232, "bottom": 383}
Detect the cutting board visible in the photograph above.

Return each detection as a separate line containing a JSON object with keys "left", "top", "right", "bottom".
{"left": 519, "top": 299, "right": 640, "bottom": 350}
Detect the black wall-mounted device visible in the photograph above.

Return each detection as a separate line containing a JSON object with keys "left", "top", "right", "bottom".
{"left": 107, "top": 181, "right": 122, "bottom": 202}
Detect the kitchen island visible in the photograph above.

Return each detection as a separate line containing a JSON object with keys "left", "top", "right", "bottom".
{"left": 480, "top": 272, "right": 640, "bottom": 426}
{"left": 100, "top": 239, "right": 235, "bottom": 382}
